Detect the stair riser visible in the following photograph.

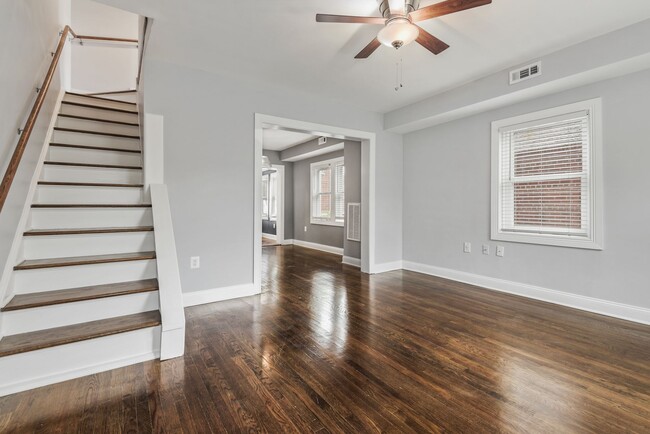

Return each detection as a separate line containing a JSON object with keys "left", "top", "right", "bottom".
{"left": 59, "top": 104, "right": 139, "bottom": 125}
{"left": 2, "top": 294, "right": 159, "bottom": 335}
{"left": 51, "top": 130, "right": 140, "bottom": 151}
{"left": 63, "top": 94, "right": 137, "bottom": 112}
{"left": 56, "top": 116, "right": 140, "bottom": 136}
{"left": 41, "top": 165, "right": 142, "bottom": 184}
{"left": 35, "top": 185, "right": 144, "bottom": 205}
{"left": 98, "top": 93, "right": 137, "bottom": 104}
{"left": 48, "top": 146, "right": 142, "bottom": 166}
{"left": 22, "top": 232, "right": 155, "bottom": 260}
{"left": 13, "top": 259, "right": 157, "bottom": 293}
{"left": 0, "top": 327, "right": 160, "bottom": 397}
{"left": 29, "top": 207, "right": 153, "bottom": 229}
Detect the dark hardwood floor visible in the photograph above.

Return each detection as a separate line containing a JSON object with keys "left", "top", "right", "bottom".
{"left": 1, "top": 245, "right": 649, "bottom": 433}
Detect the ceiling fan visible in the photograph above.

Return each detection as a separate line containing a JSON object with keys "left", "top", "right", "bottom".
{"left": 316, "top": 0, "right": 492, "bottom": 58}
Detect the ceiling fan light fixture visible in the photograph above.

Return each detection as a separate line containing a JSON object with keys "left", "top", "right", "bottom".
{"left": 377, "top": 17, "right": 419, "bottom": 49}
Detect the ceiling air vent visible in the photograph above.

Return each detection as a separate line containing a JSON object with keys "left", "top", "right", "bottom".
{"left": 510, "top": 61, "right": 542, "bottom": 85}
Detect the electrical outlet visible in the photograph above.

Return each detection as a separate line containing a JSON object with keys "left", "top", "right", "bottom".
{"left": 304, "top": 226, "right": 308, "bottom": 232}
{"left": 463, "top": 242, "right": 471, "bottom": 253}
{"left": 190, "top": 256, "right": 200, "bottom": 269}
{"left": 482, "top": 244, "right": 490, "bottom": 255}
{"left": 496, "top": 246, "right": 505, "bottom": 257}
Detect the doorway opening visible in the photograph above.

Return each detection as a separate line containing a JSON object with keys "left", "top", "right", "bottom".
{"left": 254, "top": 114, "right": 376, "bottom": 293}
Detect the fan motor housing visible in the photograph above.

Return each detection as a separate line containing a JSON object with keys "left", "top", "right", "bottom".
{"left": 378, "top": 0, "right": 421, "bottom": 17}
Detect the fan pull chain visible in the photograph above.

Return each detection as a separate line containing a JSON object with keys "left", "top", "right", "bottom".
{"left": 395, "top": 57, "right": 404, "bottom": 92}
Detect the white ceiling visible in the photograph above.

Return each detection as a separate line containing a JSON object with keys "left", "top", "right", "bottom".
{"left": 102, "top": 0, "right": 650, "bottom": 113}
{"left": 263, "top": 129, "right": 318, "bottom": 151}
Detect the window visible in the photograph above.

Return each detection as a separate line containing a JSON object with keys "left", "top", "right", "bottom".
{"left": 261, "top": 170, "right": 278, "bottom": 221}
{"left": 491, "top": 99, "right": 602, "bottom": 249}
{"left": 311, "top": 157, "right": 345, "bottom": 226}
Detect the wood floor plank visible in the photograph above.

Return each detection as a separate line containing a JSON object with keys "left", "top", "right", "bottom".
{"left": 0, "top": 246, "right": 649, "bottom": 432}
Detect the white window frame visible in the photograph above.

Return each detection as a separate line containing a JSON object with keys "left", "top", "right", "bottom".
{"left": 491, "top": 98, "right": 603, "bottom": 250}
{"left": 310, "top": 156, "right": 344, "bottom": 227}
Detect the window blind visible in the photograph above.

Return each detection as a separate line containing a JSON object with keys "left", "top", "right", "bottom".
{"left": 498, "top": 111, "right": 591, "bottom": 237}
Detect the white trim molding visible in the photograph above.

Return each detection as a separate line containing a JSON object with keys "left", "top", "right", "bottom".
{"left": 371, "top": 261, "right": 404, "bottom": 274}
{"left": 292, "top": 240, "right": 343, "bottom": 256}
{"left": 402, "top": 261, "right": 650, "bottom": 325}
{"left": 183, "top": 284, "right": 259, "bottom": 307}
{"left": 342, "top": 256, "right": 361, "bottom": 267}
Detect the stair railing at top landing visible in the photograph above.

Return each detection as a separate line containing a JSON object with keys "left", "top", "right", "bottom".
{"left": 0, "top": 25, "right": 139, "bottom": 214}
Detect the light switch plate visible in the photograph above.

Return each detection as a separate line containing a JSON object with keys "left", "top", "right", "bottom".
{"left": 190, "top": 256, "right": 200, "bottom": 269}
{"left": 496, "top": 246, "right": 505, "bottom": 257}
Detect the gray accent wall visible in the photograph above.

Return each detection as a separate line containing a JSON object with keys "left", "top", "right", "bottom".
{"left": 293, "top": 150, "right": 345, "bottom": 249}
{"left": 263, "top": 150, "right": 293, "bottom": 239}
{"left": 403, "top": 70, "right": 650, "bottom": 309}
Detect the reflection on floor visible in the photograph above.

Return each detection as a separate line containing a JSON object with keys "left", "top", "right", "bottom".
{"left": 1, "top": 245, "right": 649, "bottom": 432}
{"left": 262, "top": 236, "right": 280, "bottom": 247}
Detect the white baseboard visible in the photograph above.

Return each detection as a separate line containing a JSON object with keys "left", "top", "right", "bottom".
{"left": 292, "top": 239, "right": 344, "bottom": 255}
{"left": 402, "top": 261, "right": 650, "bottom": 325}
{"left": 371, "top": 260, "right": 404, "bottom": 274}
{"left": 262, "top": 233, "right": 277, "bottom": 240}
{"left": 342, "top": 256, "right": 361, "bottom": 267}
{"left": 183, "top": 283, "right": 259, "bottom": 307}
{"left": 282, "top": 239, "right": 294, "bottom": 246}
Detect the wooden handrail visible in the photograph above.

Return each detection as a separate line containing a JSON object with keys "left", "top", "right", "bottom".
{"left": 0, "top": 25, "right": 73, "bottom": 213}
{"left": 0, "top": 26, "right": 139, "bottom": 214}
{"left": 75, "top": 35, "right": 138, "bottom": 44}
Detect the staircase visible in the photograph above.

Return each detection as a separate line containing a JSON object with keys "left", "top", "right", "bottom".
{"left": 0, "top": 91, "right": 164, "bottom": 395}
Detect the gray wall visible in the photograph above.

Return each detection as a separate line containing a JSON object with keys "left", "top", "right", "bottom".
{"left": 262, "top": 150, "right": 293, "bottom": 239}
{"left": 293, "top": 150, "right": 345, "bottom": 249}
{"left": 403, "top": 70, "right": 650, "bottom": 309}
{"left": 344, "top": 141, "right": 361, "bottom": 259}
{"left": 143, "top": 59, "right": 403, "bottom": 293}
{"left": 0, "top": 0, "right": 67, "bottom": 301}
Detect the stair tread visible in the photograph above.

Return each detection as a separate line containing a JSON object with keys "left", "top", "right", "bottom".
{"left": 44, "top": 161, "right": 142, "bottom": 170}
{"left": 0, "top": 311, "right": 161, "bottom": 357}
{"left": 53, "top": 127, "right": 140, "bottom": 139}
{"left": 32, "top": 204, "right": 151, "bottom": 208}
{"left": 2, "top": 279, "right": 159, "bottom": 312}
{"left": 24, "top": 226, "right": 154, "bottom": 236}
{"left": 65, "top": 92, "right": 137, "bottom": 106}
{"left": 14, "top": 251, "right": 156, "bottom": 270}
{"left": 57, "top": 113, "right": 139, "bottom": 127}
{"left": 62, "top": 101, "right": 138, "bottom": 114}
{"left": 38, "top": 181, "right": 144, "bottom": 188}
{"left": 49, "top": 142, "right": 142, "bottom": 154}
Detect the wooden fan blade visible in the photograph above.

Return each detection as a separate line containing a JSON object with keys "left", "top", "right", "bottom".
{"left": 415, "top": 26, "right": 450, "bottom": 55}
{"left": 316, "top": 14, "right": 386, "bottom": 24}
{"left": 410, "top": 0, "right": 492, "bottom": 22}
{"left": 355, "top": 38, "right": 382, "bottom": 59}
{"left": 388, "top": 0, "right": 406, "bottom": 15}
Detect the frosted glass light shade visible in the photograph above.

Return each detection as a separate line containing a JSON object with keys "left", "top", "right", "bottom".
{"left": 377, "top": 18, "right": 419, "bottom": 49}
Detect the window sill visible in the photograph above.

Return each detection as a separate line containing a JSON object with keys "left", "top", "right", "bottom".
{"left": 491, "top": 231, "right": 603, "bottom": 250}
{"left": 310, "top": 221, "right": 344, "bottom": 228}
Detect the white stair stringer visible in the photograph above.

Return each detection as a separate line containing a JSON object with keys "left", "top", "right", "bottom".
{"left": 0, "top": 326, "right": 160, "bottom": 397}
